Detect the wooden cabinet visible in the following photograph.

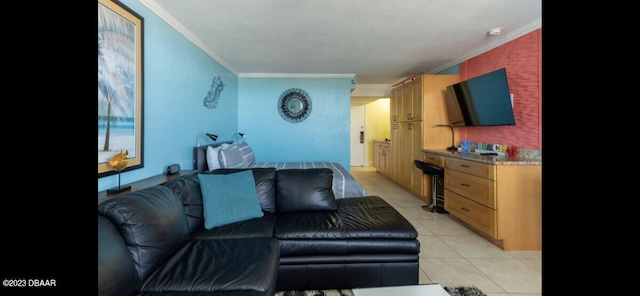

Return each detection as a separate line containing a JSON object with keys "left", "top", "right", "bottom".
{"left": 390, "top": 87, "right": 402, "bottom": 122}
{"left": 387, "top": 74, "right": 459, "bottom": 202}
{"left": 401, "top": 79, "right": 413, "bottom": 121}
{"left": 392, "top": 121, "right": 423, "bottom": 191}
{"left": 421, "top": 152, "right": 444, "bottom": 205}
{"left": 422, "top": 75, "right": 461, "bottom": 150}
{"left": 408, "top": 121, "right": 424, "bottom": 194}
{"left": 373, "top": 144, "right": 381, "bottom": 170}
{"left": 373, "top": 141, "right": 390, "bottom": 175}
{"left": 380, "top": 145, "right": 389, "bottom": 173}
{"left": 422, "top": 152, "right": 444, "bottom": 167}
{"left": 401, "top": 76, "right": 424, "bottom": 121}
{"left": 390, "top": 122, "right": 402, "bottom": 180}
{"left": 443, "top": 157, "right": 541, "bottom": 251}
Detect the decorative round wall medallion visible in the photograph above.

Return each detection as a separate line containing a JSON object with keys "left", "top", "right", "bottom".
{"left": 278, "top": 88, "right": 312, "bottom": 123}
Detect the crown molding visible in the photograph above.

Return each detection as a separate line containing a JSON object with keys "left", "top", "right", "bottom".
{"left": 139, "top": 0, "right": 239, "bottom": 76}
{"left": 239, "top": 73, "right": 355, "bottom": 79}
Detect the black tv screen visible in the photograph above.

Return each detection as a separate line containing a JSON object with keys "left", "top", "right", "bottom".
{"left": 445, "top": 68, "right": 515, "bottom": 127}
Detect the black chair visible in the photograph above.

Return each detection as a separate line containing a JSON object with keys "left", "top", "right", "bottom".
{"left": 413, "top": 160, "right": 448, "bottom": 213}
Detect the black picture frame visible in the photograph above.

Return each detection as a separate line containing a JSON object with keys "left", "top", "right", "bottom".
{"left": 98, "top": 0, "right": 144, "bottom": 177}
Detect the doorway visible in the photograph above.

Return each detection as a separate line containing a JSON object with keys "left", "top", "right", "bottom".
{"left": 350, "top": 105, "right": 365, "bottom": 166}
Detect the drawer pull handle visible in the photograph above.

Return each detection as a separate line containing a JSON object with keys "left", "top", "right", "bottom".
{"left": 461, "top": 207, "right": 470, "bottom": 212}
{"left": 460, "top": 165, "right": 470, "bottom": 168}
{"left": 461, "top": 183, "right": 470, "bottom": 187}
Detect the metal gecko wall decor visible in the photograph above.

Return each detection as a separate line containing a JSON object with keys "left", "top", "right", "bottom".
{"left": 203, "top": 76, "right": 225, "bottom": 109}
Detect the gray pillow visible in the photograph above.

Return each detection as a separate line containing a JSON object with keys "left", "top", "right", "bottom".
{"left": 276, "top": 168, "right": 337, "bottom": 213}
{"left": 218, "top": 143, "right": 246, "bottom": 168}
{"left": 206, "top": 145, "right": 222, "bottom": 171}
{"left": 238, "top": 142, "right": 256, "bottom": 167}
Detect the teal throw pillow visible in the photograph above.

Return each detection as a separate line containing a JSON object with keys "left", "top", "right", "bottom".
{"left": 197, "top": 170, "right": 264, "bottom": 229}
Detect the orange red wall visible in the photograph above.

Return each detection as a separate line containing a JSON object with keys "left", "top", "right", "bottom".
{"left": 458, "top": 29, "right": 542, "bottom": 150}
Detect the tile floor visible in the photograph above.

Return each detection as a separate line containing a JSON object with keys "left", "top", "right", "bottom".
{"left": 350, "top": 167, "right": 542, "bottom": 296}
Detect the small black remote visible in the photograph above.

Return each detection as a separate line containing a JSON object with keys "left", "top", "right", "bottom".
{"left": 481, "top": 152, "right": 498, "bottom": 156}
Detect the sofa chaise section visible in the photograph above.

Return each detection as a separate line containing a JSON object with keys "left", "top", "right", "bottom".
{"left": 275, "top": 196, "right": 419, "bottom": 290}
{"left": 98, "top": 167, "right": 419, "bottom": 295}
{"left": 97, "top": 185, "right": 279, "bottom": 296}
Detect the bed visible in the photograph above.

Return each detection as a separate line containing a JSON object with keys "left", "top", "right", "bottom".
{"left": 193, "top": 142, "right": 367, "bottom": 199}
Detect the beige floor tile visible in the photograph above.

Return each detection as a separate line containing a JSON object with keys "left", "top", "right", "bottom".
{"left": 417, "top": 235, "right": 460, "bottom": 258}
{"left": 414, "top": 210, "right": 453, "bottom": 221}
{"left": 439, "top": 235, "right": 514, "bottom": 259}
{"left": 418, "top": 268, "right": 432, "bottom": 285}
{"left": 518, "top": 258, "right": 542, "bottom": 272}
{"left": 507, "top": 251, "right": 542, "bottom": 272}
{"left": 417, "top": 218, "right": 476, "bottom": 236}
{"left": 419, "top": 257, "right": 506, "bottom": 294}
{"left": 408, "top": 219, "right": 434, "bottom": 236}
{"left": 506, "top": 251, "right": 541, "bottom": 259}
{"left": 351, "top": 168, "right": 542, "bottom": 295}
{"left": 382, "top": 191, "right": 416, "bottom": 202}
{"left": 401, "top": 206, "right": 439, "bottom": 220}
{"left": 467, "top": 258, "right": 541, "bottom": 294}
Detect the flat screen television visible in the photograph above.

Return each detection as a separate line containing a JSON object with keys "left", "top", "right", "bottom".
{"left": 444, "top": 68, "right": 515, "bottom": 127}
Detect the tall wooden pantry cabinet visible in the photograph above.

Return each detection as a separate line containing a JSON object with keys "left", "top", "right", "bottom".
{"left": 388, "top": 74, "right": 459, "bottom": 204}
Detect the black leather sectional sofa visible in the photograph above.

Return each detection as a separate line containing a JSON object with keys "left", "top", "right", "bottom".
{"left": 98, "top": 167, "right": 420, "bottom": 295}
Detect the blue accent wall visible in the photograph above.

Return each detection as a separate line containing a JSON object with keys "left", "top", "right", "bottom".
{"left": 98, "top": 0, "right": 354, "bottom": 192}
{"left": 98, "top": 0, "right": 238, "bottom": 192}
{"left": 238, "top": 78, "right": 354, "bottom": 170}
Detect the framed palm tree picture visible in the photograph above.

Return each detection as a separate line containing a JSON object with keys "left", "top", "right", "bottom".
{"left": 98, "top": 0, "right": 144, "bottom": 177}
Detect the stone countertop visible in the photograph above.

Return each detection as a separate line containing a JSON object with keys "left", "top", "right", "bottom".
{"left": 422, "top": 149, "right": 542, "bottom": 165}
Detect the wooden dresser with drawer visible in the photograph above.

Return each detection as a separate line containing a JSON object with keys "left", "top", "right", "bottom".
{"left": 443, "top": 155, "right": 541, "bottom": 251}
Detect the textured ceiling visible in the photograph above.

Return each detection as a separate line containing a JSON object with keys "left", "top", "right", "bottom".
{"left": 145, "top": 0, "right": 541, "bottom": 85}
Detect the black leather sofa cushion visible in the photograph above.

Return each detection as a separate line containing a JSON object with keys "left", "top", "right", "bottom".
{"left": 275, "top": 196, "right": 419, "bottom": 257}
{"left": 163, "top": 174, "right": 206, "bottom": 233}
{"left": 278, "top": 239, "right": 420, "bottom": 257}
{"left": 276, "top": 168, "right": 337, "bottom": 213}
{"left": 275, "top": 196, "right": 417, "bottom": 240}
{"left": 334, "top": 196, "right": 418, "bottom": 239}
{"left": 98, "top": 215, "right": 140, "bottom": 296}
{"left": 165, "top": 168, "right": 278, "bottom": 232}
{"left": 278, "top": 254, "right": 419, "bottom": 265}
{"left": 98, "top": 186, "right": 190, "bottom": 281}
{"left": 140, "top": 237, "right": 279, "bottom": 295}
{"left": 277, "top": 261, "right": 419, "bottom": 291}
{"left": 99, "top": 169, "right": 419, "bottom": 294}
{"left": 191, "top": 212, "right": 276, "bottom": 239}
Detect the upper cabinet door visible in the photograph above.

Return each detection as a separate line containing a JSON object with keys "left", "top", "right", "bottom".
{"left": 402, "top": 81, "right": 413, "bottom": 121}
{"left": 411, "top": 76, "right": 423, "bottom": 121}
{"left": 390, "top": 87, "right": 402, "bottom": 122}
